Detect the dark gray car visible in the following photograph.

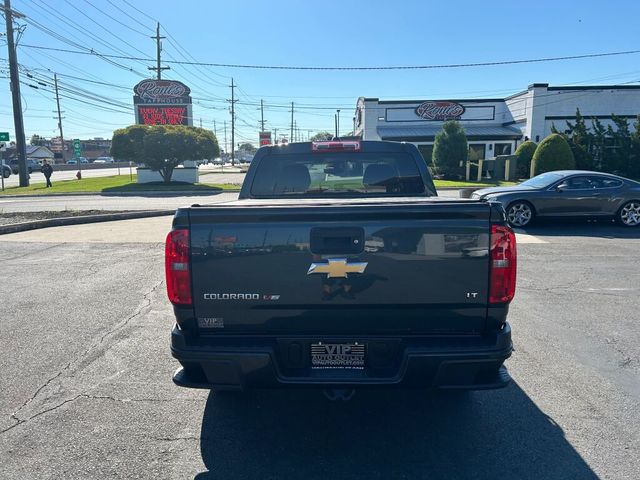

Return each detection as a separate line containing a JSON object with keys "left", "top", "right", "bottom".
{"left": 472, "top": 170, "right": 640, "bottom": 228}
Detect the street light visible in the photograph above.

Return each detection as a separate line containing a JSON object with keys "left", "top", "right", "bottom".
{"left": 336, "top": 109, "right": 341, "bottom": 138}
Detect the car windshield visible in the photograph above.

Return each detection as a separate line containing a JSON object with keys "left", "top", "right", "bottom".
{"left": 520, "top": 172, "right": 565, "bottom": 188}
{"left": 250, "top": 151, "right": 428, "bottom": 197}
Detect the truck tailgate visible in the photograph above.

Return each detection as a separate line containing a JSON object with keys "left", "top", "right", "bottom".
{"left": 188, "top": 200, "right": 492, "bottom": 335}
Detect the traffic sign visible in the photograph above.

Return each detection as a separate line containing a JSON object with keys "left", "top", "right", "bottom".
{"left": 0, "top": 132, "right": 9, "bottom": 142}
{"left": 73, "top": 139, "right": 81, "bottom": 156}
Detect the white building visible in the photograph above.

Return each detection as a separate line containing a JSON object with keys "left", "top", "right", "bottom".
{"left": 354, "top": 83, "right": 640, "bottom": 164}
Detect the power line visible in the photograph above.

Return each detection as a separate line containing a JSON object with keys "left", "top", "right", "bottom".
{"left": 15, "top": 44, "right": 640, "bottom": 70}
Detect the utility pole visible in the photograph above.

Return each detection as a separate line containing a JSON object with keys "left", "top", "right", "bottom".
{"left": 273, "top": 128, "right": 278, "bottom": 144}
{"left": 336, "top": 109, "right": 341, "bottom": 138}
{"left": 290, "top": 102, "right": 294, "bottom": 143}
{"left": 334, "top": 114, "right": 338, "bottom": 139}
{"left": 199, "top": 118, "right": 202, "bottom": 128}
{"left": 53, "top": 73, "right": 65, "bottom": 162}
{"left": 294, "top": 121, "right": 297, "bottom": 142}
{"left": 223, "top": 121, "right": 227, "bottom": 157}
{"left": 229, "top": 78, "right": 237, "bottom": 165}
{"left": 260, "top": 99, "right": 265, "bottom": 132}
{"left": 4, "top": 0, "right": 28, "bottom": 186}
{"left": 149, "top": 22, "right": 169, "bottom": 79}
{"left": 213, "top": 120, "right": 217, "bottom": 137}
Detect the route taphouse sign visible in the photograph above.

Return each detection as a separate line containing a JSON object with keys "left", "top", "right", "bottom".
{"left": 415, "top": 101, "right": 465, "bottom": 121}
{"left": 133, "top": 79, "right": 193, "bottom": 126}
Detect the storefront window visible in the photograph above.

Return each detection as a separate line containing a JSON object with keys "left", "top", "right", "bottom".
{"left": 468, "top": 144, "right": 486, "bottom": 161}
{"left": 494, "top": 143, "right": 512, "bottom": 156}
{"left": 417, "top": 145, "right": 434, "bottom": 165}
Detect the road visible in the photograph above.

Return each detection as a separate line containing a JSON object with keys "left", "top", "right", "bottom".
{"left": 0, "top": 164, "right": 245, "bottom": 189}
{"left": 0, "top": 219, "right": 638, "bottom": 479}
{"left": 1, "top": 167, "right": 136, "bottom": 187}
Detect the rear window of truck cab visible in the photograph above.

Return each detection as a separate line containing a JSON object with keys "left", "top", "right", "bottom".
{"left": 250, "top": 151, "right": 429, "bottom": 197}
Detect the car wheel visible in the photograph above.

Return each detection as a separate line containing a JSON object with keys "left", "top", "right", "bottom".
{"left": 28, "top": 167, "right": 32, "bottom": 174}
{"left": 617, "top": 200, "right": 640, "bottom": 227}
{"left": 3, "top": 169, "right": 9, "bottom": 178}
{"left": 506, "top": 201, "right": 534, "bottom": 228}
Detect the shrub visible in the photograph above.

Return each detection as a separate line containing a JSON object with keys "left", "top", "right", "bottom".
{"left": 432, "top": 121, "right": 468, "bottom": 179}
{"left": 514, "top": 141, "right": 537, "bottom": 178}
{"left": 531, "top": 134, "right": 575, "bottom": 175}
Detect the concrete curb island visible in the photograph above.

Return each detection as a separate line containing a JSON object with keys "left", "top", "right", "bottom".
{"left": 0, "top": 210, "right": 175, "bottom": 236}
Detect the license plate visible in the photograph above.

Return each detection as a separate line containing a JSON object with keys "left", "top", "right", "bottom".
{"left": 310, "top": 342, "right": 365, "bottom": 369}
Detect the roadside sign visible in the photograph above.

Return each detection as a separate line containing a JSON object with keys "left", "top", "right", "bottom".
{"left": 0, "top": 132, "right": 9, "bottom": 142}
{"left": 259, "top": 131, "right": 272, "bottom": 146}
{"left": 73, "top": 139, "right": 81, "bottom": 156}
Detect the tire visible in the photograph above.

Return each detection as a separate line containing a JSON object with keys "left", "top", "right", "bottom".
{"left": 506, "top": 201, "right": 535, "bottom": 228}
{"left": 28, "top": 167, "right": 32, "bottom": 174}
{"left": 2, "top": 169, "right": 9, "bottom": 178}
{"left": 617, "top": 200, "right": 640, "bottom": 227}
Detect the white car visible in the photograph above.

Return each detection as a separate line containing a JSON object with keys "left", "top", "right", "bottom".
{"left": 93, "top": 156, "right": 114, "bottom": 164}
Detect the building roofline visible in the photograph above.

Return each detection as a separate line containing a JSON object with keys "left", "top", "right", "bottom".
{"left": 377, "top": 98, "right": 505, "bottom": 105}
{"left": 504, "top": 89, "right": 529, "bottom": 101}
{"left": 547, "top": 84, "right": 640, "bottom": 91}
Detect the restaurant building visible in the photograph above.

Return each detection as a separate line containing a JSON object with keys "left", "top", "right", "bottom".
{"left": 354, "top": 83, "right": 640, "bottom": 163}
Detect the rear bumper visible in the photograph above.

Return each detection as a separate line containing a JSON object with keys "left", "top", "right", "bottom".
{"left": 171, "top": 323, "right": 513, "bottom": 391}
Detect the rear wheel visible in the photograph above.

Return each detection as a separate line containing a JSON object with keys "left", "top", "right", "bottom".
{"left": 506, "top": 201, "right": 534, "bottom": 228}
{"left": 2, "top": 169, "right": 9, "bottom": 178}
{"left": 617, "top": 201, "right": 640, "bottom": 227}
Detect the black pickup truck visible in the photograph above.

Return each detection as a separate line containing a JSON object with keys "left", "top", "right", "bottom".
{"left": 167, "top": 140, "right": 516, "bottom": 392}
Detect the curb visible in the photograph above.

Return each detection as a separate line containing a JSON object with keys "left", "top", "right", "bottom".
{"left": 0, "top": 189, "right": 241, "bottom": 198}
{"left": 0, "top": 210, "right": 175, "bottom": 235}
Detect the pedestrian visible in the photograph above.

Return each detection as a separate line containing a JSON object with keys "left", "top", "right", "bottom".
{"left": 42, "top": 159, "right": 53, "bottom": 187}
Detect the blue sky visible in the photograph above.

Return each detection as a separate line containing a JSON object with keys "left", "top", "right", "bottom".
{"left": 2, "top": 0, "right": 640, "bottom": 147}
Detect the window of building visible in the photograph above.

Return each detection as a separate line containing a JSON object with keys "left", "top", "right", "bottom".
{"left": 468, "top": 144, "right": 486, "bottom": 161}
{"left": 494, "top": 143, "right": 512, "bottom": 156}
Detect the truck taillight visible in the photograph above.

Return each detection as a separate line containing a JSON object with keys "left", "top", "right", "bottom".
{"left": 489, "top": 224, "right": 517, "bottom": 304}
{"left": 165, "top": 229, "right": 192, "bottom": 305}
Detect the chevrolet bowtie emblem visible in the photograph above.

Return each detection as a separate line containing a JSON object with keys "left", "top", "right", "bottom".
{"left": 307, "top": 258, "right": 368, "bottom": 278}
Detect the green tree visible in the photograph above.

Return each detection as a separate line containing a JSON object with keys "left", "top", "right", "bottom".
{"left": 565, "top": 109, "right": 594, "bottom": 170}
{"left": 237, "top": 142, "right": 257, "bottom": 154}
{"left": 309, "top": 131, "right": 333, "bottom": 142}
{"left": 432, "top": 120, "right": 468, "bottom": 178}
{"left": 630, "top": 115, "right": 640, "bottom": 178}
{"left": 513, "top": 141, "right": 537, "bottom": 178}
{"left": 605, "top": 115, "right": 632, "bottom": 175}
{"left": 30, "top": 134, "right": 46, "bottom": 146}
{"left": 531, "top": 133, "right": 576, "bottom": 175}
{"left": 566, "top": 108, "right": 589, "bottom": 146}
{"left": 111, "top": 125, "right": 219, "bottom": 183}
{"left": 590, "top": 118, "right": 607, "bottom": 170}
{"left": 111, "top": 124, "right": 149, "bottom": 163}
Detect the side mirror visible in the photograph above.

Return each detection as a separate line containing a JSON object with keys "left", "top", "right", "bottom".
{"left": 556, "top": 183, "right": 568, "bottom": 192}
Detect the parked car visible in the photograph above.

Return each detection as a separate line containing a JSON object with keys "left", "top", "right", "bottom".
{"left": 8, "top": 159, "right": 42, "bottom": 174}
{"left": 67, "top": 157, "right": 89, "bottom": 165}
{"left": 1, "top": 163, "right": 11, "bottom": 178}
{"left": 472, "top": 170, "right": 640, "bottom": 227}
{"left": 93, "top": 156, "right": 114, "bottom": 164}
{"left": 167, "top": 140, "right": 517, "bottom": 394}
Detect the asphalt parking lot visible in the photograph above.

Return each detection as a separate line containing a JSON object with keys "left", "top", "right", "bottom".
{"left": 0, "top": 220, "right": 638, "bottom": 479}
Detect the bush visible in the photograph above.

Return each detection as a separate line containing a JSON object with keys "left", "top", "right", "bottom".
{"left": 570, "top": 143, "right": 594, "bottom": 170}
{"left": 531, "top": 134, "right": 575, "bottom": 175}
{"left": 514, "top": 141, "right": 537, "bottom": 178}
{"left": 432, "top": 121, "right": 468, "bottom": 179}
